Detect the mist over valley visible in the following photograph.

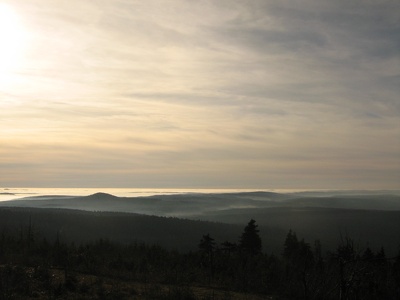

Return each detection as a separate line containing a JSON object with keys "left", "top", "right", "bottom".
{"left": 1, "top": 190, "right": 399, "bottom": 256}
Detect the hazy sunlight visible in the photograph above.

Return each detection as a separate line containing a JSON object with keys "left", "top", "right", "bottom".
{"left": 0, "top": 3, "right": 28, "bottom": 84}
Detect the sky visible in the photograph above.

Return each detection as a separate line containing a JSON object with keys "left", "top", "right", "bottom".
{"left": 0, "top": 0, "right": 399, "bottom": 189}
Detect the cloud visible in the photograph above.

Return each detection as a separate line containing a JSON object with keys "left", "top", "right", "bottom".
{"left": 1, "top": 0, "right": 399, "bottom": 189}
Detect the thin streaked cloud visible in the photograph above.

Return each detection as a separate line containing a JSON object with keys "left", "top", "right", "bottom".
{"left": 0, "top": 0, "right": 399, "bottom": 188}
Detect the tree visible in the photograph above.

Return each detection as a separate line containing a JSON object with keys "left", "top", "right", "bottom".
{"left": 198, "top": 234, "right": 215, "bottom": 284}
{"left": 239, "top": 219, "right": 262, "bottom": 255}
{"left": 198, "top": 234, "right": 215, "bottom": 256}
{"left": 282, "top": 230, "right": 314, "bottom": 299}
{"left": 221, "top": 241, "right": 237, "bottom": 256}
{"left": 283, "top": 229, "right": 299, "bottom": 260}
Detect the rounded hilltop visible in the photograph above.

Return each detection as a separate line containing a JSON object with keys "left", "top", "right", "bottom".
{"left": 85, "top": 192, "right": 119, "bottom": 200}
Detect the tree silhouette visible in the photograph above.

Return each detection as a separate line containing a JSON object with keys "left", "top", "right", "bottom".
{"left": 221, "top": 241, "right": 237, "bottom": 256}
{"left": 239, "top": 219, "right": 262, "bottom": 255}
{"left": 283, "top": 229, "right": 298, "bottom": 260}
{"left": 198, "top": 234, "right": 216, "bottom": 284}
{"left": 198, "top": 234, "right": 215, "bottom": 256}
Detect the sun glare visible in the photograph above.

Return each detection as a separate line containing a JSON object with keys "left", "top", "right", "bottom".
{"left": 0, "top": 3, "right": 28, "bottom": 84}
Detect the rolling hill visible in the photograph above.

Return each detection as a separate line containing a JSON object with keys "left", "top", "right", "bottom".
{"left": 1, "top": 191, "right": 400, "bottom": 255}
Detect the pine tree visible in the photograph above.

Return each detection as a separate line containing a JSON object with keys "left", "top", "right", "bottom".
{"left": 239, "top": 219, "right": 262, "bottom": 255}
{"left": 199, "top": 234, "right": 215, "bottom": 256}
{"left": 198, "top": 234, "right": 216, "bottom": 284}
{"left": 283, "top": 229, "right": 299, "bottom": 260}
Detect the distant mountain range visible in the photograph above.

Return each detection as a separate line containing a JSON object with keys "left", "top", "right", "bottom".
{"left": 1, "top": 191, "right": 400, "bottom": 216}
{"left": 0, "top": 191, "right": 399, "bottom": 255}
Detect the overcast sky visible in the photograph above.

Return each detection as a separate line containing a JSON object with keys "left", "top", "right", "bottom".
{"left": 0, "top": 0, "right": 399, "bottom": 189}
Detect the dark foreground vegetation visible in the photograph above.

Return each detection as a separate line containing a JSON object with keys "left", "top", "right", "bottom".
{"left": 1, "top": 217, "right": 400, "bottom": 300}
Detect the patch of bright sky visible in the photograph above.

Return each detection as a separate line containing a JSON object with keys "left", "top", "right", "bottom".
{"left": 0, "top": 3, "right": 31, "bottom": 87}
{"left": 0, "top": 0, "right": 399, "bottom": 189}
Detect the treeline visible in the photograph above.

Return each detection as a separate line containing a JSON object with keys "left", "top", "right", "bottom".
{"left": 1, "top": 219, "right": 400, "bottom": 299}
{"left": 0, "top": 207, "right": 242, "bottom": 251}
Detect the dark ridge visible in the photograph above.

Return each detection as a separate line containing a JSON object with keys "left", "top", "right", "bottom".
{"left": 84, "top": 192, "right": 119, "bottom": 200}
{"left": 217, "top": 191, "right": 285, "bottom": 197}
{"left": 0, "top": 206, "right": 242, "bottom": 251}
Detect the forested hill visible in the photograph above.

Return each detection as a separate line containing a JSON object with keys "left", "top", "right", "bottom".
{"left": 1, "top": 208, "right": 399, "bottom": 299}
{"left": 1, "top": 191, "right": 400, "bottom": 255}
{"left": 0, "top": 207, "right": 242, "bottom": 251}
{"left": 1, "top": 205, "right": 400, "bottom": 256}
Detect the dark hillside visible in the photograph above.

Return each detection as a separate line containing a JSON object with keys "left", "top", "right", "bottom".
{"left": 0, "top": 207, "right": 242, "bottom": 251}
{"left": 192, "top": 207, "right": 400, "bottom": 256}
{"left": 1, "top": 191, "right": 400, "bottom": 255}
{"left": 0, "top": 208, "right": 399, "bottom": 300}
{"left": 283, "top": 194, "right": 400, "bottom": 210}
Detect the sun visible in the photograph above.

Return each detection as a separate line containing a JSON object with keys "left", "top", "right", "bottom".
{"left": 0, "top": 3, "right": 28, "bottom": 84}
